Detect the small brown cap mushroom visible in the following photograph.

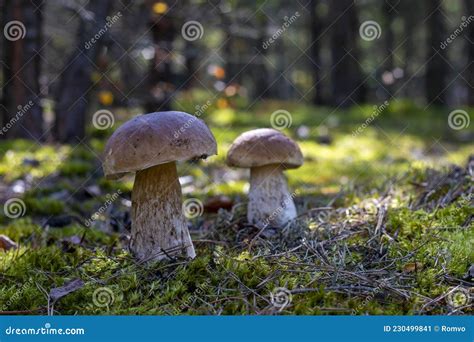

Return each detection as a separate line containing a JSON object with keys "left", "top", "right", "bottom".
{"left": 103, "top": 111, "right": 217, "bottom": 178}
{"left": 226, "top": 128, "right": 303, "bottom": 169}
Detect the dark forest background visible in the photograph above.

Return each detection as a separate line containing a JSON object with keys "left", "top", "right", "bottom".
{"left": 1, "top": 0, "right": 473, "bottom": 141}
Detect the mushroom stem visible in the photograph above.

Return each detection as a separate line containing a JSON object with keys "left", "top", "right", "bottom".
{"left": 248, "top": 164, "right": 297, "bottom": 228}
{"left": 130, "top": 162, "right": 196, "bottom": 261}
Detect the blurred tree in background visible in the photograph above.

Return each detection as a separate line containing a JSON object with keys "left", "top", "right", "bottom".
{"left": 1, "top": 0, "right": 44, "bottom": 140}
{"left": 0, "top": 0, "right": 472, "bottom": 141}
{"left": 0, "top": 0, "right": 472, "bottom": 317}
{"left": 53, "top": 0, "right": 115, "bottom": 142}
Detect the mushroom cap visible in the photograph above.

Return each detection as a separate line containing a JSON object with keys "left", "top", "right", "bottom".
{"left": 103, "top": 111, "right": 217, "bottom": 178}
{"left": 226, "top": 128, "right": 303, "bottom": 169}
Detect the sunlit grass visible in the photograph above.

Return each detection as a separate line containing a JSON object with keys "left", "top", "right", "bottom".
{"left": 0, "top": 142, "right": 71, "bottom": 181}
{"left": 0, "top": 99, "right": 472, "bottom": 315}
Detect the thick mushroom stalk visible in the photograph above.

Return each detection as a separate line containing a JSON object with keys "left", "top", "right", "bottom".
{"left": 226, "top": 128, "right": 303, "bottom": 229}
{"left": 248, "top": 164, "right": 297, "bottom": 228}
{"left": 130, "top": 162, "right": 195, "bottom": 260}
{"left": 103, "top": 112, "right": 217, "bottom": 262}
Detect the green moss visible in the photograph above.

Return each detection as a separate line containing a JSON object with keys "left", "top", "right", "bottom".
{"left": 24, "top": 197, "right": 65, "bottom": 216}
{"left": 0, "top": 144, "right": 70, "bottom": 181}
{"left": 385, "top": 200, "right": 473, "bottom": 305}
{"left": 0, "top": 100, "right": 472, "bottom": 315}
{"left": 59, "top": 160, "right": 93, "bottom": 177}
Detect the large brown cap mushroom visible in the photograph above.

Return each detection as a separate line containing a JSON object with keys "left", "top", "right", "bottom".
{"left": 226, "top": 128, "right": 303, "bottom": 229}
{"left": 104, "top": 111, "right": 217, "bottom": 179}
{"left": 226, "top": 128, "right": 303, "bottom": 169}
{"left": 102, "top": 111, "right": 217, "bottom": 261}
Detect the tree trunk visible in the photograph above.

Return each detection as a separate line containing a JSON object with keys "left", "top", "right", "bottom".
{"left": 1, "top": 0, "right": 43, "bottom": 140}
{"left": 53, "top": 0, "right": 114, "bottom": 143}
{"left": 465, "top": 0, "right": 474, "bottom": 105}
{"left": 401, "top": 0, "right": 419, "bottom": 98}
{"left": 253, "top": 18, "right": 269, "bottom": 99}
{"left": 328, "top": 0, "right": 365, "bottom": 107}
{"left": 114, "top": 0, "right": 146, "bottom": 105}
{"left": 310, "top": 0, "right": 325, "bottom": 105}
{"left": 382, "top": 0, "right": 395, "bottom": 98}
{"left": 223, "top": 14, "right": 238, "bottom": 85}
{"left": 183, "top": 40, "right": 198, "bottom": 90}
{"left": 144, "top": 2, "right": 176, "bottom": 113}
{"left": 425, "top": 0, "right": 448, "bottom": 106}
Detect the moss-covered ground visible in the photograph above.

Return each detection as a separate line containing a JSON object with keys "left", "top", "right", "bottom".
{"left": 0, "top": 96, "right": 472, "bottom": 315}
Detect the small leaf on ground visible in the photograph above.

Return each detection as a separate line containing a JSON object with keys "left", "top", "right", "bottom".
{"left": 0, "top": 235, "right": 18, "bottom": 251}
{"left": 403, "top": 262, "right": 423, "bottom": 273}
{"left": 50, "top": 278, "right": 84, "bottom": 302}
{"left": 204, "top": 195, "right": 234, "bottom": 213}
{"left": 466, "top": 265, "right": 474, "bottom": 280}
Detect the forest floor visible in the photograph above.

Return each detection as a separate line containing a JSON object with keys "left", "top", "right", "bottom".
{"left": 0, "top": 96, "right": 473, "bottom": 315}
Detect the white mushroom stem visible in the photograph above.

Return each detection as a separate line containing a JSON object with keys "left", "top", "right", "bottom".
{"left": 247, "top": 164, "right": 297, "bottom": 228}
{"left": 130, "top": 162, "right": 196, "bottom": 261}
